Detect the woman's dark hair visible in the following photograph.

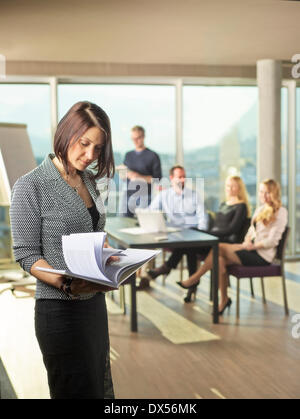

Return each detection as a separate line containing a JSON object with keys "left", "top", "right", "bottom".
{"left": 54, "top": 101, "right": 115, "bottom": 179}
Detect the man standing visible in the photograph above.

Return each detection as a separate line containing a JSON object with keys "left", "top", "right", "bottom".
{"left": 122, "top": 126, "right": 162, "bottom": 217}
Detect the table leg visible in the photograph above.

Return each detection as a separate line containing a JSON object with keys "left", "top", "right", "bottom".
{"left": 130, "top": 273, "right": 138, "bottom": 332}
{"left": 212, "top": 243, "right": 219, "bottom": 324}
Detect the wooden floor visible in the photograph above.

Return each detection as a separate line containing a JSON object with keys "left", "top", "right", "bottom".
{"left": 0, "top": 261, "right": 300, "bottom": 399}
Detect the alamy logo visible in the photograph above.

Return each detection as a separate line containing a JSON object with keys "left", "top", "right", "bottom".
{"left": 291, "top": 54, "right": 300, "bottom": 79}
{"left": 0, "top": 54, "right": 5, "bottom": 79}
{"left": 291, "top": 314, "right": 300, "bottom": 339}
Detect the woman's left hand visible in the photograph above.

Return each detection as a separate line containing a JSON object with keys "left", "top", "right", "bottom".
{"left": 242, "top": 241, "right": 256, "bottom": 251}
{"left": 104, "top": 241, "right": 120, "bottom": 264}
{"left": 107, "top": 255, "right": 120, "bottom": 264}
{"left": 70, "top": 278, "right": 116, "bottom": 295}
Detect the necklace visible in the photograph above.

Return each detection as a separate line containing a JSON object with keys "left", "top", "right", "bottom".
{"left": 65, "top": 174, "right": 83, "bottom": 194}
{"left": 52, "top": 157, "right": 83, "bottom": 194}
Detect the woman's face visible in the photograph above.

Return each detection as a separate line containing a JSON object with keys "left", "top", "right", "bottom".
{"left": 259, "top": 183, "right": 272, "bottom": 205}
{"left": 226, "top": 179, "right": 239, "bottom": 198}
{"left": 67, "top": 126, "right": 104, "bottom": 171}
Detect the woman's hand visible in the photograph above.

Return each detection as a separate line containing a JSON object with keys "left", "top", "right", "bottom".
{"left": 70, "top": 278, "right": 116, "bottom": 295}
{"left": 107, "top": 255, "right": 120, "bottom": 264}
{"left": 242, "top": 240, "right": 256, "bottom": 251}
{"left": 103, "top": 240, "right": 120, "bottom": 264}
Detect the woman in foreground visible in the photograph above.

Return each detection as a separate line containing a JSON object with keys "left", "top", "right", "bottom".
{"left": 10, "top": 101, "right": 116, "bottom": 399}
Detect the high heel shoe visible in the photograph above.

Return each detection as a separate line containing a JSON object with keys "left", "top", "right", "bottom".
{"left": 184, "top": 285, "right": 198, "bottom": 303}
{"left": 176, "top": 279, "right": 200, "bottom": 290}
{"left": 218, "top": 298, "right": 232, "bottom": 315}
{"left": 148, "top": 263, "right": 171, "bottom": 279}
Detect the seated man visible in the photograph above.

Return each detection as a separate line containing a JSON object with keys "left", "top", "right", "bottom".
{"left": 139, "top": 165, "right": 208, "bottom": 288}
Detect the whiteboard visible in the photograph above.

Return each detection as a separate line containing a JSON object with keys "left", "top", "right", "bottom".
{"left": 0, "top": 123, "right": 37, "bottom": 205}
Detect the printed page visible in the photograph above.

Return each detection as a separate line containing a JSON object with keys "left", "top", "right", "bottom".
{"left": 35, "top": 266, "right": 117, "bottom": 286}
{"left": 62, "top": 234, "right": 110, "bottom": 283}
{"left": 102, "top": 248, "right": 126, "bottom": 269}
{"left": 69, "top": 232, "right": 106, "bottom": 273}
{"left": 36, "top": 248, "right": 160, "bottom": 287}
{"left": 104, "top": 249, "right": 160, "bottom": 283}
{"left": 69, "top": 233, "right": 125, "bottom": 273}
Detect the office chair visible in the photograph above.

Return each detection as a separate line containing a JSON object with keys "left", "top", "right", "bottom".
{"left": 227, "top": 226, "right": 290, "bottom": 318}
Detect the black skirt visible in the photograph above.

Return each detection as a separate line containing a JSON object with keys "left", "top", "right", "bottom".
{"left": 35, "top": 293, "right": 114, "bottom": 399}
{"left": 235, "top": 250, "right": 270, "bottom": 266}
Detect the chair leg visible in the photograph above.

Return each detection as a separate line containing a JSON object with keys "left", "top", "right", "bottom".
{"left": 260, "top": 277, "right": 266, "bottom": 304}
{"left": 209, "top": 270, "right": 213, "bottom": 302}
{"left": 236, "top": 279, "right": 240, "bottom": 318}
{"left": 281, "top": 275, "right": 289, "bottom": 315}
{"left": 179, "top": 256, "right": 184, "bottom": 282}
{"left": 120, "top": 286, "right": 126, "bottom": 315}
{"left": 249, "top": 278, "right": 255, "bottom": 298}
{"left": 162, "top": 250, "right": 167, "bottom": 285}
{"left": 162, "top": 274, "right": 167, "bottom": 286}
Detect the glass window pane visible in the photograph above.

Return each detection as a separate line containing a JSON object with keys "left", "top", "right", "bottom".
{"left": 58, "top": 84, "right": 176, "bottom": 216}
{"left": 183, "top": 86, "right": 258, "bottom": 213}
{"left": 281, "top": 87, "right": 288, "bottom": 208}
{"left": 281, "top": 87, "right": 290, "bottom": 254}
{"left": 58, "top": 84, "right": 176, "bottom": 177}
{"left": 0, "top": 83, "right": 51, "bottom": 260}
{"left": 296, "top": 87, "right": 300, "bottom": 252}
{"left": 0, "top": 84, "right": 52, "bottom": 165}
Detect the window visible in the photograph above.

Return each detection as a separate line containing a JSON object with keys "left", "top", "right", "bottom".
{"left": 183, "top": 85, "right": 258, "bottom": 213}
{"left": 281, "top": 87, "right": 288, "bottom": 208}
{"left": 0, "top": 84, "right": 52, "bottom": 165}
{"left": 58, "top": 84, "right": 176, "bottom": 177}
{"left": 58, "top": 84, "right": 176, "bottom": 214}
{"left": 296, "top": 87, "right": 300, "bottom": 252}
{"left": 0, "top": 83, "right": 51, "bottom": 260}
{"left": 1, "top": 78, "right": 297, "bottom": 255}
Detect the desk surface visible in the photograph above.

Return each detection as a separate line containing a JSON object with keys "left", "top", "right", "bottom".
{"left": 105, "top": 217, "right": 219, "bottom": 249}
{"left": 105, "top": 216, "right": 220, "bottom": 329}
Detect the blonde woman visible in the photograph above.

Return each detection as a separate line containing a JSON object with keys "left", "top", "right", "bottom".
{"left": 209, "top": 175, "right": 251, "bottom": 243}
{"left": 177, "top": 179, "right": 288, "bottom": 314}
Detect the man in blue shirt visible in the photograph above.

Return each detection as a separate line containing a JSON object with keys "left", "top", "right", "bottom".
{"left": 122, "top": 126, "right": 162, "bottom": 217}
{"left": 139, "top": 165, "right": 208, "bottom": 289}
{"left": 149, "top": 166, "right": 208, "bottom": 230}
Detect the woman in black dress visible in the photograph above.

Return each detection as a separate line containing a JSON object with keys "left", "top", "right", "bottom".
{"left": 208, "top": 175, "right": 251, "bottom": 244}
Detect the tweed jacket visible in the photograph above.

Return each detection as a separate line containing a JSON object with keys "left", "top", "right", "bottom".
{"left": 10, "top": 153, "right": 106, "bottom": 300}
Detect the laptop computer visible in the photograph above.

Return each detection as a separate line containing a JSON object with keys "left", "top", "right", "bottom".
{"left": 135, "top": 209, "right": 181, "bottom": 233}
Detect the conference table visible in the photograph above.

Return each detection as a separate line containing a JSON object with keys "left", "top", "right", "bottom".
{"left": 105, "top": 217, "right": 219, "bottom": 331}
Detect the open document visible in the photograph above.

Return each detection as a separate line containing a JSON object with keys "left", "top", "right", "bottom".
{"left": 35, "top": 232, "right": 160, "bottom": 288}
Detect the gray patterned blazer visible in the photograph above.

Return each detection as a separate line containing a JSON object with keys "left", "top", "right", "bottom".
{"left": 10, "top": 153, "right": 106, "bottom": 300}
